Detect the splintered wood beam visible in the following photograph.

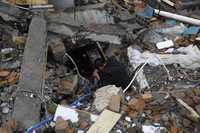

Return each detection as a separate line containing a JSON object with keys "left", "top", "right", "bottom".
{"left": 13, "top": 16, "right": 47, "bottom": 129}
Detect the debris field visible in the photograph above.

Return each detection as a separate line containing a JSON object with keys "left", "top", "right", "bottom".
{"left": 0, "top": 0, "right": 200, "bottom": 133}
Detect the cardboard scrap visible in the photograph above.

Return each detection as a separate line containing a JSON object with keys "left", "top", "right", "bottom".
{"left": 87, "top": 109, "right": 121, "bottom": 133}
{"left": 108, "top": 95, "right": 121, "bottom": 112}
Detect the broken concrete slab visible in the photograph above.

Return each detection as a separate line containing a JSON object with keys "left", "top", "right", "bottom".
{"left": 13, "top": 16, "right": 47, "bottom": 129}
{"left": 0, "top": 2, "right": 22, "bottom": 17}
{"left": 47, "top": 36, "right": 66, "bottom": 63}
{"left": 48, "top": 23, "right": 124, "bottom": 45}
{"left": 48, "top": 23, "right": 76, "bottom": 36}
{"left": 46, "top": 9, "right": 114, "bottom": 27}
{"left": 49, "top": 0, "right": 74, "bottom": 10}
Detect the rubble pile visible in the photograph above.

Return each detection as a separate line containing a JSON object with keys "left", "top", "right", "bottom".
{"left": 0, "top": 0, "right": 200, "bottom": 132}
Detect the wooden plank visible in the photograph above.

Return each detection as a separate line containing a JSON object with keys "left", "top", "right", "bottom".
{"left": 14, "top": 0, "right": 48, "bottom": 5}
{"left": 87, "top": 109, "right": 121, "bottom": 133}
{"left": 13, "top": 16, "right": 47, "bottom": 129}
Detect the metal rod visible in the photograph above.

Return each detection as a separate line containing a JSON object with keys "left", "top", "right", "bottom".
{"left": 154, "top": 9, "right": 200, "bottom": 25}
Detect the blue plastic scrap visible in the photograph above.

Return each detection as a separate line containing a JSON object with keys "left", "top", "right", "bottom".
{"left": 183, "top": 26, "right": 200, "bottom": 35}
{"left": 137, "top": 5, "right": 154, "bottom": 18}
{"left": 70, "top": 93, "right": 91, "bottom": 108}
{"left": 25, "top": 116, "right": 54, "bottom": 133}
{"left": 25, "top": 90, "right": 92, "bottom": 133}
{"left": 165, "top": 19, "right": 177, "bottom": 26}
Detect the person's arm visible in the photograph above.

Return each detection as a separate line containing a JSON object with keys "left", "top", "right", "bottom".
{"left": 92, "top": 69, "right": 100, "bottom": 80}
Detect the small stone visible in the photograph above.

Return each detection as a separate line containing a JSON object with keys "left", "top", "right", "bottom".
{"left": 128, "top": 98, "right": 145, "bottom": 113}
{"left": 77, "top": 130, "right": 84, "bottom": 133}
{"left": 172, "top": 92, "right": 185, "bottom": 99}
{"left": 2, "top": 107, "right": 9, "bottom": 114}
{"left": 0, "top": 103, "right": 8, "bottom": 107}
{"left": 141, "top": 93, "right": 153, "bottom": 101}
{"left": 193, "top": 89, "right": 200, "bottom": 96}
{"left": 7, "top": 119, "right": 17, "bottom": 130}
{"left": 132, "top": 123, "right": 136, "bottom": 127}
{"left": 116, "top": 129, "right": 122, "bottom": 133}
{"left": 195, "top": 104, "right": 200, "bottom": 114}
{"left": 60, "top": 100, "right": 67, "bottom": 105}
{"left": 161, "top": 113, "right": 170, "bottom": 122}
{"left": 124, "top": 121, "right": 131, "bottom": 128}
{"left": 152, "top": 114, "right": 161, "bottom": 122}
{"left": 145, "top": 110, "right": 152, "bottom": 115}
{"left": 66, "top": 128, "right": 74, "bottom": 133}
{"left": 183, "top": 118, "right": 191, "bottom": 128}
{"left": 183, "top": 97, "right": 194, "bottom": 106}
{"left": 127, "top": 126, "right": 142, "bottom": 133}
{"left": 192, "top": 96, "right": 200, "bottom": 104}
{"left": 79, "top": 121, "right": 89, "bottom": 129}
{"left": 126, "top": 96, "right": 131, "bottom": 101}
{"left": 187, "top": 91, "right": 195, "bottom": 97}
{"left": 125, "top": 117, "right": 132, "bottom": 122}
{"left": 50, "top": 122, "right": 56, "bottom": 127}
{"left": 55, "top": 117, "right": 69, "bottom": 133}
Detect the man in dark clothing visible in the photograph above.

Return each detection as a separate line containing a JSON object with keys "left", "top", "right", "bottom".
{"left": 93, "top": 56, "right": 130, "bottom": 89}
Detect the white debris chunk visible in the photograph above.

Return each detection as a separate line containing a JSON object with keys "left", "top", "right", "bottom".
{"left": 127, "top": 48, "right": 150, "bottom": 89}
{"left": 142, "top": 125, "right": 167, "bottom": 133}
{"left": 93, "top": 85, "right": 121, "bottom": 112}
{"left": 54, "top": 105, "right": 79, "bottom": 123}
{"left": 128, "top": 45, "right": 200, "bottom": 69}
{"left": 156, "top": 40, "right": 174, "bottom": 49}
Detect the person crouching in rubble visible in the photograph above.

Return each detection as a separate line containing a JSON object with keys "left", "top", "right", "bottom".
{"left": 93, "top": 56, "right": 130, "bottom": 89}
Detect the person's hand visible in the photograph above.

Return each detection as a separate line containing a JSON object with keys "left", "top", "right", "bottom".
{"left": 93, "top": 69, "right": 100, "bottom": 80}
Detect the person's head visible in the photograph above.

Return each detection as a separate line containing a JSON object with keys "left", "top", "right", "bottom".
{"left": 94, "top": 58, "right": 106, "bottom": 71}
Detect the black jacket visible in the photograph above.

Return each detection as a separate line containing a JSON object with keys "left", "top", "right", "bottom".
{"left": 98, "top": 56, "right": 130, "bottom": 89}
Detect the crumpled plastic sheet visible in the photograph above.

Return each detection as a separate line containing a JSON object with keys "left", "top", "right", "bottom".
{"left": 128, "top": 45, "right": 200, "bottom": 70}
{"left": 127, "top": 48, "right": 150, "bottom": 89}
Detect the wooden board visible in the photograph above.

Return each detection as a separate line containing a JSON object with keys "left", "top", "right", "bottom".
{"left": 87, "top": 109, "right": 121, "bottom": 133}
{"left": 13, "top": 16, "right": 47, "bottom": 129}
{"left": 14, "top": 0, "right": 48, "bottom": 5}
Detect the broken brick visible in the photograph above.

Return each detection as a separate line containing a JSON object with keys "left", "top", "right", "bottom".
{"left": 141, "top": 93, "right": 153, "bottom": 101}
{"left": 55, "top": 117, "right": 69, "bottom": 133}
{"left": 128, "top": 98, "right": 145, "bottom": 113}
{"left": 0, "top": 70, "right": 10, "bottom": 77}
{"left": 127, "top": 98, "right": 145, "bottom": 118}
{"left": 170, "top": 120, "right": 179, "bottom": 133}
{"left": 7, "top": 72, "right": 18, "bottom": 85}
{"left": 79, "top": 121, "right": 89, "bottom": 129}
